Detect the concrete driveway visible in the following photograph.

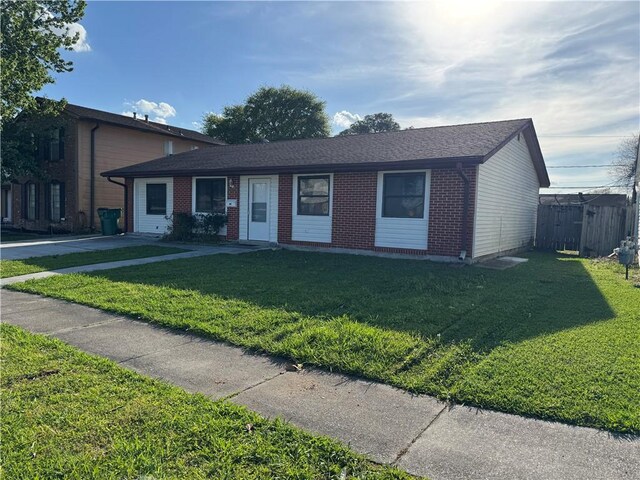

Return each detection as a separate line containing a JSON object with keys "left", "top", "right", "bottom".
{"left": 1, "top": 234, "right": 163, "bottom": 260}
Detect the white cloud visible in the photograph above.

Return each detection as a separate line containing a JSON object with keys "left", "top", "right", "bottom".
{"left": 41, "top": 6, "right": 91, "bottom": 52}
{"left": 333, "top": 110, "right": 362, "bottom": 129}
{"left": 65, "top": 22, "right": 91, "bottom": 52}
{"left": 122, "top": 100, "right": 177, "bottom": 124}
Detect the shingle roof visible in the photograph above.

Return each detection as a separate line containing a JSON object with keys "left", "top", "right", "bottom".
{"left": 102, "top": 118, "right": 550, "bottom": 186}
{"left": 64, "top": 103, "right": 224, "bottom": 145}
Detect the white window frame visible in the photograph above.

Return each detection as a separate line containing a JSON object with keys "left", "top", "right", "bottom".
{"left": 192, "top": 176, "right": 228, "bottom": 215}
{"left": 378, "top": 170, "right": 429, "bottom": 220}
{"left": 375, "top": 170, "right": 431, "bottom": 250}
{"left": 292, "top": 173, "right": 333, "bottom": 218}
{"left": 164, "top": 140, "right": 173, "bottom": 156}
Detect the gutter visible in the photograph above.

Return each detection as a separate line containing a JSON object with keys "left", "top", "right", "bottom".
{"left": 90, "top": 123, "right": 100, "bottom": 231}
{"left": 107, "top": 177, "right": 128, "bottom": 233}
{"left": 456, "top": 162, "right": 471, "bottom": 261}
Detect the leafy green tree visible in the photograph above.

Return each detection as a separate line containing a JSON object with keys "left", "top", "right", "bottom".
{"left": 202, "top": 105, "right": 253, "bottom": 145}
{"left": 338, "top": 113, "right": 401, "bottom": 136}
{"left": 1, "top": 108, "right": 68, "bottom": 183}
{"left": 1, "top": 0, "right": 86, "bottom": 126}
{"left": 202, "top": 86, "right": 331, "bottom": 144}
{"left": 1, "top": 0, "right": 86, "bottom": 181}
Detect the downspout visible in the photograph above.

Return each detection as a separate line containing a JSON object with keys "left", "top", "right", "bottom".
{"left": 456, "top": 162, "right": 471, "bottom": 261}
{"left": 107, "top": 177, "right": 128, "bottom": 233}
{"left": 90, "top": 123, "right": 100, "bottom": 231}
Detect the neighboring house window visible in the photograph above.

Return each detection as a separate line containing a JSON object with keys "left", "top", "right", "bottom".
{"left": 2, "top": 188, "right": 10, "bottom": 219}
{"left": 48, "top": 182, "right": 65, "bottom": 222}
{"left": 164, "top": 140, "right": 173, "bottom": 156}
{"left": 41, "top": 128, "right": 64, "bottom": 161}
{"left": 195, "top": 178, "right": 226, "bottom": 214}
{"left": 382, "top": 172, "right": 426, "bottom": 218}
{"left": 146, "top": 184, "right": 167, "bottom": 215}
{"left": 190, "top": 145, "right": 199, "bottom": 151}
{"left": 24, "top": 182, "right": 38, "bottom": 220}
{"left": 297, "top": 175, "right": 330, "bottom": 216}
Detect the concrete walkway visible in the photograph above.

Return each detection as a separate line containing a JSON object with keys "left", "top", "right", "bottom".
{"left": 0, "top": 234, "right": 164, "bottom": 260}
{"left": 1, "top": 238, "right": 265, "bottom": 286}
{"left": 1, "top": 290, "right": 637, "bottom": 480}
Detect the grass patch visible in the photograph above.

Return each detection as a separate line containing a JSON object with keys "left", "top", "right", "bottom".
{"left": 0, "top": 245, "right": 186, "bottom": 278}
{"left": 0, "top": 324, "right": 413, "bottom": 479}
{"left": 8, "top": 250, "right": 640, "bottom": 433}
{"left": 1, "top": 230, "right": 51, "bottom": 242}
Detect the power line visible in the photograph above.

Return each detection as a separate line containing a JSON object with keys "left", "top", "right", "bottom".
{"left": 547, "top": 165, "right": 611, "bottom": 168}
{"left": 546, "top": 186, "right": 613, "bottom": 189}
{"left": 538, "top": 135, "right": 632, "bottom": 138}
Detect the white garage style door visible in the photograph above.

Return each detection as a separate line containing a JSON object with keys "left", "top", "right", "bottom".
{"left": 134, "top": 178, "right": 173, "bottom": 234}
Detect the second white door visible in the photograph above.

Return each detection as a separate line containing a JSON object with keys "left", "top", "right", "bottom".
{"left": 248, "top": 178, "right": 270, "bottom": 241}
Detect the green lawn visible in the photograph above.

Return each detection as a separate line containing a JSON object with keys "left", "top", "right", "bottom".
{"left": 0, "top": 245, "right": 187, "bottom": 278}
{"left": 8, "top": 250, "right": 640, "bottom": 434}
{"left": 1, "top": 230, "right": 51, "bottom": 242}
{"left": 1, "top": 325, "right": 411, "bottom": 479}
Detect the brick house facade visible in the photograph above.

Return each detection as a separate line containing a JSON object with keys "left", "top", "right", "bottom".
{"left": 107, "top": 118, "right": 549, "bottom": 262}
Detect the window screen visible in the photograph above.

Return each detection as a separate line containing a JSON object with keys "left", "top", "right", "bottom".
{"left": 382, "top": 173, "right": 425, "bottom": 218}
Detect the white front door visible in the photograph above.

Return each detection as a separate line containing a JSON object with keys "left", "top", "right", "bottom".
{"left": 248, "top": 178, "right": 270, "bottom": 241}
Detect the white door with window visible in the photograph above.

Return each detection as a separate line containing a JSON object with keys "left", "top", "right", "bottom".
{"left": 248, "top": 178, "right": 270, "bottom": 241}
{"left": 134, "top": 178, "right": 173, "bottom": 234}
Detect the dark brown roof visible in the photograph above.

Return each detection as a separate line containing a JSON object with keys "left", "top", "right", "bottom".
{"left": 102, "top": 118, "right": 550, "bottom": 186}
{"left": 64, "top": 103, "right": 224, "bottom": 145}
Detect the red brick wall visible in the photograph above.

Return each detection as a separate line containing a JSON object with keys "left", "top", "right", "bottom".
{"left": 426, "top": 167, "right": 476, "bottom": 257}
{"left": 276, "top": 167, "right": 477, "bottom": 258}
{"left": 332, "top": 172, "right": 377, "bottom": 249}
{"left": 124, "top": 168, "right": 477, "bottom": 258}
{"left": 226, "top": 176, "right": 239, "bottom": 240}
{"left": 278, "top": 174, "right": 293, "bottom": 243}
{"left": 173, "top": 177, "right": 192, "bottom": 214}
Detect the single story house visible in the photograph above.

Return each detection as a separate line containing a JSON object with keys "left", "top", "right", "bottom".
{"left": 103, "top": 118, "right": 550, "bottom": 262}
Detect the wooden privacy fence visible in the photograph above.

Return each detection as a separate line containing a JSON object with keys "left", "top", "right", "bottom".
{"left": 536, "top": 204, "right": 632, "bottom": 257}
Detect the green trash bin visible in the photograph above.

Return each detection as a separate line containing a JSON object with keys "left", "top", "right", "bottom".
{"left": 98, "top": 208, "right": 121, "bottom": 235}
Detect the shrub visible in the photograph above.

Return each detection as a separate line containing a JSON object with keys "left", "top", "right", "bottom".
{"left": 165, "top": 212, "right": 227, "bottom": 242}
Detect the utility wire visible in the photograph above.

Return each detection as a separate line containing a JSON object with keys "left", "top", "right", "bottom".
{"left": 547, "top": 165, "right": 612, "bottom": 168}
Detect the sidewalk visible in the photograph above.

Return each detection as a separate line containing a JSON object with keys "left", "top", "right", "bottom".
{"left": 0, "top": 243, "right": 264, "bottom": 286}
{"left": 1, "top": 290, "right": 638, "bottom": 480}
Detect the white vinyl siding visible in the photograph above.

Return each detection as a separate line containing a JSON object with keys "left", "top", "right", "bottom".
{"left": 291, "top": 173, "right": 333, "bottom": 243}
{"left": 239, "top": 175, "right": 279, "bottom": 242}
{"left": 134, "top": 178, "right": 173, "bottom": 234}
{"left": 375, "top": 170, "right": 430, "bottom": 250}
{"left": 473, "top": 134, "right": 540, "bottom": 258}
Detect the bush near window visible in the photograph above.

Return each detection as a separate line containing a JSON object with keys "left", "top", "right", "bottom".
{"left": 165, "top": 212, "right": 228, "bottom": 242}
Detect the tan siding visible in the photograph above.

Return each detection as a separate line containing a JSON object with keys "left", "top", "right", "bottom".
{"left": 472, "top": 135, "right": 540, "bottom": 258}
{"left": 77, "top": 120, "right": 210, "bottom": 229}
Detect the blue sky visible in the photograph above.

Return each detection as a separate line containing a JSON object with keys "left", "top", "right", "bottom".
{"left": 43, "top": 1, "right": 639, "bottom": 193}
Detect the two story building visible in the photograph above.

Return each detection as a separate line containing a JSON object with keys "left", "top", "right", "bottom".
{"left": 1, "top": 103, "right": 222, "bottom": 233}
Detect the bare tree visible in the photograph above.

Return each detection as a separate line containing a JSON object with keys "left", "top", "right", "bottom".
{"left": 611, "top": 133, "right": 639, "bottom": 189}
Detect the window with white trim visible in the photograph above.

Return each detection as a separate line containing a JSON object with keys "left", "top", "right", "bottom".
{"left": 382, "top": 172, "right": 426, "bottom": 218}
{"left": 146, "top": 184, "right": 167, "bottom": 215}
{"left": 195, "top": 178, "right": 226, "bottom": 214}
{"left": 49, "top": 181, "right": 65, "bottom": 222}
{"left": 297, "top": 175, "right": 330, "bottom": 216}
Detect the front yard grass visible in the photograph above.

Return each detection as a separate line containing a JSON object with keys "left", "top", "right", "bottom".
{"left": 1, "top": 325, "right": 413, "bottom": 479}
{"left": 8, "top": 250, "right": 640, "bottom": 434}
{"left": 0, "top": 245, "right": 186, "bottom": 278}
